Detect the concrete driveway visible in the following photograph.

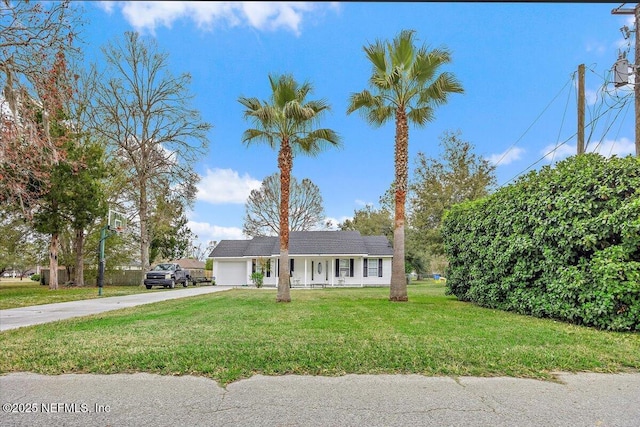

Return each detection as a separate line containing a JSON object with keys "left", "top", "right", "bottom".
{"left": 0, "top": 285, "right": 233, "bottom": 332}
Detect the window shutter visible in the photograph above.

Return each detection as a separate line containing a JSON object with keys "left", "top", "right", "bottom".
{"left": 290, "top": 258, "right": 294, "bottom": 272}
{"left": 277, "top": 259, "right": 280, "bottom": 277}
{"left": 349, "top": 258, "right": 354, "bottom": 277}
{"left": 363, "top": 259, "right": 368, "bottom": 277}
{"left": 335, "top": 259, "right": 339, "bottom": 277}
{"left": 311, "top": 261, "right": 314, "bottom": 280}
{"left": 251, "top": 259, "right": 256, "bottom": 274}
{"left": 378, "top": 258, "right": 383, "bottom": 277}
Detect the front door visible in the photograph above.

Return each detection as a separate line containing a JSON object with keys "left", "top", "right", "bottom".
{"left": 310, "top": 259, "right": 328, "bottom": 285}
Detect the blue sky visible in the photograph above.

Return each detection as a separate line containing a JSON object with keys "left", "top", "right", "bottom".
{"left": 80, "top": 2, "right": 636, "bottom": 249}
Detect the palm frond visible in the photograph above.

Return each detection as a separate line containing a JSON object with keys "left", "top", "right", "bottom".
{"left": 406, "top": 106, "right": 435, "bottom": 127}
{"left": 364, "top": 40, "right": 388, "bottom": 75}
{"left": 419, "top": 72, "right": 464, "bottom": 106}
{"left": 238, "top": 97, "right": 263, "bottom": 114}
{"left": 390, "top": 29, "right": 417, "bottom": 71}
{"left": 295, "top": 128, "right": 342, "bottom": 156}
{"left": 241, "top": 128, "right": 277, "bottom": 150}
{"left": 346, "top": 90, "right": 377, "bottom": 114}
{"left": 367, "top": 104, "right": 394, "bottom": 126}
{"left": 240, "top": 73, "right": 340, "bottom": 159}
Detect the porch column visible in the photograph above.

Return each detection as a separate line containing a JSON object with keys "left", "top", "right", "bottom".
{"left": 304, "top": 258, "right": 307, "bottom": 287}
{"left": 331, "top": 259, "right": 335, "bottom": 287}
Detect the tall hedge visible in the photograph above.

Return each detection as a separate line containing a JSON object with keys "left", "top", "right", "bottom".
{"left": 442, "top": 154, "right": 640, "bottom": 331}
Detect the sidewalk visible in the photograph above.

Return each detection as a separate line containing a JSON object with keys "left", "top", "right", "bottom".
{"left": 0, "top": 285, "right": 233, "bottom": 332}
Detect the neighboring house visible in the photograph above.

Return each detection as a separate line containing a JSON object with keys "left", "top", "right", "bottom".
{"left": 209, "top": 231, "right": 393, "bottom": 287}
{"left": 173, "top": 258, "right": 206, "bottom": 270}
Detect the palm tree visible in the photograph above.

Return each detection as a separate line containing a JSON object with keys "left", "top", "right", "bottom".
{"left": 239, "top": 74, "right": 341, "bottom": 302}
{"left": 347, "top": 29, "right": 463, "bottom": 302}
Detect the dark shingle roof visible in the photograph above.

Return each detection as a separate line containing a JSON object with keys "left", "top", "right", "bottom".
{"left": 289, "top": 231, "right": 368, "bottom": 255}
{"left": 209, "top": 231, "right": 393, "bottom": 258}
{"left": 209, "top": 239, "right": 250, "bottom": 258}
{"left": 362, "top": 235, "right": 394, "bottom": 256}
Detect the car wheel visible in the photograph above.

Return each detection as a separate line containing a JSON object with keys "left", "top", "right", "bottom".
{"left": 145, "top": 285, "right": 152, "bottom": 290}
{"left": 169, "top": 280, "right": 175, "bottom": 289}
{"left": 182, "top": 280, "right": 188, "bottom": 287}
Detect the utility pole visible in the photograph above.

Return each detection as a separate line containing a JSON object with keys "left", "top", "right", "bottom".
{"left": 578, "top": 64, "right": 585, "bottom": 155}
{"left": 612, "top": 3, "right": 640, "bottom": 156}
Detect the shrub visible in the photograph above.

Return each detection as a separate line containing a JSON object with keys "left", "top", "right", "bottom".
{"left": 442, "top": 154, "right": 640, "bottom": 331}
{"left": 30, "top": 274, "right": 41, "bottom": 282}
{"left": 250, "top": 272, "right": 264, "bottom": 288}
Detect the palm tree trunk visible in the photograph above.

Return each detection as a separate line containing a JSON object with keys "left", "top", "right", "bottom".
{"left": 277, "top": 139, "right": 292, "bottom": 302}
{"left": 390, "top": 107, "right": 409, "bottom": 301}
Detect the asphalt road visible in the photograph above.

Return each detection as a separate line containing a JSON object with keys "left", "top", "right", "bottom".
{"left": 1, "top": 286, "right": 639, "bottom": 426}
{"left": 1, "top": 372, "right": 639, "bottom": 427}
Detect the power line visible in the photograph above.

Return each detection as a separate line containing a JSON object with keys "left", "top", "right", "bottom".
{"left": 610, "top": 98, "right": 633, "bottom": 156}
{"left": 552, "top": 72, "right": 575, "bottom": 163}
{"left": 499, "top": 94, "right": 631, "bottom": 187}
{"left": 593, "top": 94, "right": 632, "bottom": 152}
{"left": 493, "top": 75, "right": 574, "bottom": 167}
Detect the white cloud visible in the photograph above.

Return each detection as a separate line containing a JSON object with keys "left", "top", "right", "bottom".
{"left": 540, "top": 137, "right": 634, "bottom": 163}
{"left": 585, "top": 88, "right": 598, "bottom": 106}
{"left": 188, "top": 220, "right": 246, "bottom": 246}
{"left": 324, "top": 216, "right": 351, "bottom": 230}
{"left": 585, "top": 41, "right": 606, "bottom": 55}
{"left": 487, "top": 147, "right": 525, "bottom": 166}
{"left": 354, "top": 199, "right": 373, "bottom": 207}
{"left": 197, "top": 168, "right": 261, "bottom": 204}
{"left": 96, "top": 1, "right": 116, "bottom": 14}
{"left": 540, "top": 143, "right": 576, "bottom": 163}
{"left": 587, "top": 137, "right": 635, "bottom": 157}
{"left": 103, "top": 1, "right": 337, "bottom": 35}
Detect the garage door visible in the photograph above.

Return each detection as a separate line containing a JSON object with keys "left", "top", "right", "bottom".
{"left": 215, "top": 261, "right": 247, "bottom": 285}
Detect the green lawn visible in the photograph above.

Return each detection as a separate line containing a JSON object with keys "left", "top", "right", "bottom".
{"left": 1, "top": 281, "right": 638, "bottom": 385}
{"left": 0, "top": 279, "right": 169, "bottom": 310}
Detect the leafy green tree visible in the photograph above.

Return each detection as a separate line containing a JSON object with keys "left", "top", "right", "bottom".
{"left": 243, "top": 173, "right": 326, "bottom": 237}
{"left": 150, "top": 204, "right": 196, "bottom": 263}
{"left": 339, "top": 204, "right": 393, "bottom": 242}
{"left": 65, "top": 140, "right": 109, "bottom": 285}
{"left": 410, "top": 131, "right": 496, "bottom": 256}
{"left": 239, "top": 74, "right": 341, "bottom": 302}
{"left": 0, "top": 209, "right": 47, "bottom": 278}
{"left": 347, "top": 29, "right": 463, "bottom": 301}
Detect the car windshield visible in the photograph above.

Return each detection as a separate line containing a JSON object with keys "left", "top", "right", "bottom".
{"left": 152, "top": 264, "right": 174, "bottom": 271}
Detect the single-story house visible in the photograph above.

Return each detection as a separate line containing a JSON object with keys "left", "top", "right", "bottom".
{"left": 208, "top": 231, "right": 393, "bottom": 287}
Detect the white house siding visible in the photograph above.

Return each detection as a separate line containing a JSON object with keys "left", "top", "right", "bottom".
{"left": 213, "top": 260, "right": 247, "bottom": 286}
{"left": 362, "top": 258, "right": 393, "bottom": 286}
{"left": 288, "top": 257, "right": 392, "bottom": 287}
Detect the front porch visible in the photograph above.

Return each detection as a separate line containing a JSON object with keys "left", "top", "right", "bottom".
{"left": 256, "top": 256, "right": 390, "bottom": 288}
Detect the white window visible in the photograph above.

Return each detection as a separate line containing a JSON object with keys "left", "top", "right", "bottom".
{"left": 364, "top": 258, "right": 383, "bottom": 278}
{"left": 339, "top": 259, "right": 350, "bottom": 277}
{"left": 368, "top": 259, "right": 379, "bottom": 277}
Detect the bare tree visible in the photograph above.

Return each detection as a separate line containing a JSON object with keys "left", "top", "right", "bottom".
{"left": 243, "top": 172, "right": 326, "bottom": 237}
{"left": 89, "top": 32, "right": 211, "bottom": 279}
